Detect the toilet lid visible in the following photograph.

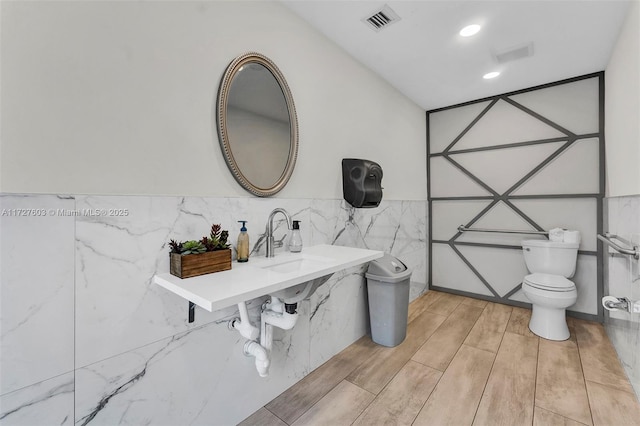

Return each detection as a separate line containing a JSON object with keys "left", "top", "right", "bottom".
{"left": 524, "top": 273, "right": 575, "bottom": 292}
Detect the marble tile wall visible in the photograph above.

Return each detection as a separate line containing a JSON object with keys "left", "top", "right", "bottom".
{"left": 0, "top": 194, "right": 426, "bottom": 425}
{"left": 604, "top": 195, "right": 640, "bottom": 398}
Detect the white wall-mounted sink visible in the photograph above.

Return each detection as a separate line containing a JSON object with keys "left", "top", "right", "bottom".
{"left": 153, "top": 245, "right": 383, "bottom": 312}
{"left": 253, "top": 253, "right": 335, "bottom": 303}
{"left": 257, "top": 254, "right": 331, "bottom": 275}
{"left": 267, "top": 275, "right": 332, "bottom": 304}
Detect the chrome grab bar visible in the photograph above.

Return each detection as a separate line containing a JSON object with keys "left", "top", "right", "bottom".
{"left": 597, "top": 233, "right": 639, "bottom": 259}
{"left": 457, "top": 225, "right": 548, "bottom": 235}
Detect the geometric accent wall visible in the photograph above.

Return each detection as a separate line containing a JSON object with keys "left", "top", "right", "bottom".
{"left": 427, "top": 72, "right": 604, "bottom": 320}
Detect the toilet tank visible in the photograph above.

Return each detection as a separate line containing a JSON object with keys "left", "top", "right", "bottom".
{"left": 522, "top": 240, "right": 579, "bottom": 277}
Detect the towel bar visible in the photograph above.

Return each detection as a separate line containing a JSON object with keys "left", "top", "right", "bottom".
{"left": 457, "top": 225, "right": 548, "bottom": 235}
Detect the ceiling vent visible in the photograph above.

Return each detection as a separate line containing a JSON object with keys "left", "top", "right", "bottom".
{"left": 493, "top": 42, "right": 535, "bottom": 64}
{"left": 363, "top": 5, "right": 401, "bottom": 32}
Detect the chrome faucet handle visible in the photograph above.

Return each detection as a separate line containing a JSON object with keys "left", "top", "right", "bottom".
{"left": 273, "top": 234, "right": 287, "bottom": 248}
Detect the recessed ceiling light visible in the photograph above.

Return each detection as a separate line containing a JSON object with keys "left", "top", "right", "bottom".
{"left": 459, "top": 24, "right": 481, "bottom": 37}
{"left": 483, "top": 71, "right": 501, "bottom": 79}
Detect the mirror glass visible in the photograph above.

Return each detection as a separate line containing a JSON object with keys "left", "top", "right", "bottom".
{"left": 216, "top": 53, "right": 298, "bottom": 197}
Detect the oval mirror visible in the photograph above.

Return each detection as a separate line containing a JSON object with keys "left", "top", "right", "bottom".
{"left": 216, "top": 53, "right": 298, "bottom": 197}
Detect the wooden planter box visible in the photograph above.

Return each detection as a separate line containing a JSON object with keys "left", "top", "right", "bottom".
{"left": 170, "top": 249, "right": 232, "bottom": 279}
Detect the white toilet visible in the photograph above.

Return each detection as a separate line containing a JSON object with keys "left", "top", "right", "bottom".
{"left": 521, "top": 239, "right": 579, "bottom": 341}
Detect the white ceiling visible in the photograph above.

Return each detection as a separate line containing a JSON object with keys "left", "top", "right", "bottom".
{"left": 282, "top": 0, "right": 633, "bottom": 111}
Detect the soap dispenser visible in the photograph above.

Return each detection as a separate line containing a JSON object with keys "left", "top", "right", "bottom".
{"left": 237, "top": 221, "right": 249, "bottom": 262}
{"left": 289, "top": 220, "right": 303, "bottom": 253}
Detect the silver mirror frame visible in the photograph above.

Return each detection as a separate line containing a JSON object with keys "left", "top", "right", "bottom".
{"left": 216, "top": 52, "right": 299, "bottom": 197}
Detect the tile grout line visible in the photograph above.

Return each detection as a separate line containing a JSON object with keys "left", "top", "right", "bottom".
{"left": 263, "top": 406, "right": 289, "bottom": 426}
{"left": 289, "top": 377, "right": 355, "bottom": 425}
{"left": 356, "top": 296, "right": 462, "bottom": 396}
{"left": 347, "top": 358, "right": 413, "bottom": 426}
{"left": 531, "top": 334, "right": 540, "bottom": 426}
{"left": 535, "top": 406, "right": 591, "bottom": 426}
{"left": 584, "top": 377, "right": 638, "bottom": 395}
{"left": 407, "top": 311, "right": 468, "bottom": 425}
{"left": 73, "top": 197, "right": 77, "bottom": 424}
{"left": 573, "top": 323, "right": 596, "bottom": 426}
{"left": 470, "top": 308, "right": 511, "bottom": 426}
{"left": 412, "top": 299, "right": 490, "bottom": 426}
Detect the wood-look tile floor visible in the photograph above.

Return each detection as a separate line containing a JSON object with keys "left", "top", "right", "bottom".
{"left": 240, "top": 291, "right": 640, "bottom": 426}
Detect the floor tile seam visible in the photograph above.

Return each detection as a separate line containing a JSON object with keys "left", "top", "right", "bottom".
{"left": 411, "top": 292, "right": 442, "bottom": 309}
{"left": 406, "top": 314, "right": 460, "bottom": 369}
{"left": 584, "top": 377, "right": 637, "bottom": 396}
{"left": 347, "top": 352, "right": 414, "bottom": 396}
{"left": 325, "top": 337, "right": 389, "bottom": 379}
{"left": 412, "top": 343, "right": 482, "bottom": 414}
{"left": 406, "top": 369, "right": 444, "bottom": 426}
{"left": 533, "top": 399, "right": 593, "bottom": 426}
{"left": 344, "top": 376, "right": 380, "bottom": 398}
{"left": 531, "top": 334, "right": 541, "bottom": 426}
{"left": 406, "top": 314, "right": 449, "bottom": 352}
{"left": 290, "top": 379, "right": 362, "bottom": 425}
{"left": 407, "top": 305, "right": 428, "bottom": 324}
{"left": 469, "top": 328, "right": 510, "bottom": 426}
{"left": 533, "top": 405, "right": 591, "bottom": 426}
{"left": 573, "top": 331, "right": 596, "bottom": 426}
{"left": 409, "top": 356, "right": 446, "bottom": 373}
{"left": 494, "top": 306, "right": 515, "bottom": 334}
{"left": 460, "top": 342, "right": 499, "bottom": 356}
{"left": 468, "top": 304, "right": 508, "bottom": 335}
{"left": 356, "top": 357, "right": 427, "bottom": 421}
{"left": 341, "top": 379, "right": 378, "bottom": 425}
{"left": 358, "top": 358, "right": 422, "bottom": 412}
{"left": 423, "top": 302, "right": 462, "bottom": 318}
{"left": 406, "top": 350, "right": 458, "bottom": 426}
{"left": 407, "top": 294, "right": 443, "bottom": 324}
{"left": 412, "top": 317, "right": 480, "bottom": 371}
{"left": 280, "top": 366, "right": 363, "bottom": 426}
{"left": 574, "top": 335, "right": 631, "bottom": 388}
{"left": 408, "top": 306, "right": 448, "bottom": 326}
{"left": 266, "top": 357, "right": 360, "bottom": 412}
{"left": 412, "top": 314, "right": 476, "bottom": 342}
{"left": 263, "top": 406, "right": 290, "bottom": 426}
{"left": 442, "top": 301, "right": 485, "bottom": 325}
{"left": 535, "top": 336, "right": 594, "bottom": 426}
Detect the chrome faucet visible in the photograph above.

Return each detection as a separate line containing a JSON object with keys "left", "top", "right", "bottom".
{"left": 265, "top": 208, "right": 293, "bottom": 257}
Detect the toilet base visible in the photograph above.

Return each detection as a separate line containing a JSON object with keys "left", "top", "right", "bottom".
{"left": 529, "top": 304, "right": 570, "bottom": 341}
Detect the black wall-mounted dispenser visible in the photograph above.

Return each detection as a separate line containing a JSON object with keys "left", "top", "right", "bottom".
{"left": 342, "top": 158, "right": 383, "bottom": 208}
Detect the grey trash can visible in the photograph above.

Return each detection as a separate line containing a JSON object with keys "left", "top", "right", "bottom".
{"left": 366, "top": 254, "right": 412, "bottom": 347}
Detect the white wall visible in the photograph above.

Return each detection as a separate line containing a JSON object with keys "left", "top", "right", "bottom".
{"left": 605, "top": 0, "right": 640, "bottom": 197}
{"left": 0, "top": 1, "right": 426, "bottom": 200}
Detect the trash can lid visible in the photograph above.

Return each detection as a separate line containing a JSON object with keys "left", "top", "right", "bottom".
{"left": 367, "top": 253, "right": 408, "bottom": 276}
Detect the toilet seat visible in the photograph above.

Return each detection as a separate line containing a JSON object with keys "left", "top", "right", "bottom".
{"left": 524, "top": 273, "right": 575, "bottom": 292}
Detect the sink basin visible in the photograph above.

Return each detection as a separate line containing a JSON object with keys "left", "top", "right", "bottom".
{"left": 269, "top": 275, "right": 332, "bottom": 303}
{"left": 258, "top": 254, "right": 334, "bottom": 303}
{"left": 258, "top": 254, "right": 331, "bottom": 274}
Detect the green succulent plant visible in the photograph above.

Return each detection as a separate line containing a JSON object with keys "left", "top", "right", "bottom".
{"left": 208, "top": 224, "right": 230, "bottom": 250}
{"left": 169, "top": 224, "right": 230, "bottom": 255}
{"left": 180, "top": 240, "right": 207, "bottom": 255}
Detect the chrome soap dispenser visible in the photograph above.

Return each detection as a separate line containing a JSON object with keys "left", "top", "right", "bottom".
{"left": 237, "top": 220, "right": 249, "bottom": 262}
{"left": 289, "top": 220, "right": 303, "bottom": 253}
